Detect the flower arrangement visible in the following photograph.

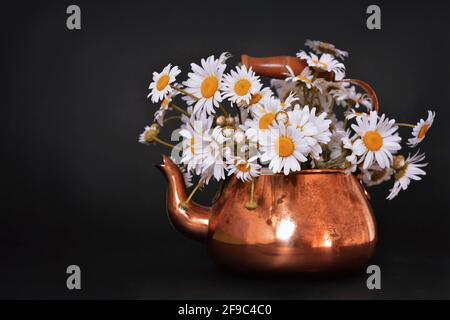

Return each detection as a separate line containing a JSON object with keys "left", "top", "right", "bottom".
{"left": 139, "top": 40, "right": 435, "bottom": 207}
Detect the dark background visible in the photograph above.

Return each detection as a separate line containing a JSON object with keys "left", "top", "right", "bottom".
{"left": 1, "top": 0, "right": 450, "bottom": 299}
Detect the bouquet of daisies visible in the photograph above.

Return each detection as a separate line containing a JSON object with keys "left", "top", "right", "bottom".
{"left": 140, "top": 40, "right": 435, "bottom": 201}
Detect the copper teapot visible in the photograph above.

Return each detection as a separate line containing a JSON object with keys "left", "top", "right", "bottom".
{"left": 156, "top": 55, "right": 378, "bottom": 275}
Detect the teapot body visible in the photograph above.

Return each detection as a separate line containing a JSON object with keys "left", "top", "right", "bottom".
{"left": 207, "top": 170, "right": 376, "bottom": 275}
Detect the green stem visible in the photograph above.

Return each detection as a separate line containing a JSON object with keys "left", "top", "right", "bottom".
{"left": 182, "top": 179, "right": 203, "bottom": 207}
{"left": 245, "top": 179, "right": 257, "bottom": 210}
{"left": 219, "top": 103, "right": 229, "bottom": 117}
{"left": 169, "top": 102, "right": 190, "bottom": 117}
{"left": 170, "top": 85, "right": 199, "bottom": 101}
{"left": 395, "top": 122, "right": 415, "bottom": 128}
{"left": 163, "top": 115, "right": 182, "bottom": 123}
{"left": 153, "top": 136, "right": 176, "bottom": 149}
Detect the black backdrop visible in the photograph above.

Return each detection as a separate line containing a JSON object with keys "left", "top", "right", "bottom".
{"left": 1, "top": 0, "right": 450, "bottom": 299}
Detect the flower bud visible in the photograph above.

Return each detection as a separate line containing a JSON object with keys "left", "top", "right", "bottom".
{"left": 216, "top": 115, "right": 226, "bottom": 127}
{"left": 225, "top": 116, "right": 235, "bottom": 126}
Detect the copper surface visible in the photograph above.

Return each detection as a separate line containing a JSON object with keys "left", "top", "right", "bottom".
{"left": 156, "top": 156, "right": 377, "bottom": 275}
{"left": 241, "top": 54, "right": 380, "bottom": 112}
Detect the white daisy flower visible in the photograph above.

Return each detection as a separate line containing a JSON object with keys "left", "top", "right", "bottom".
{"left": 198, "top": 128, "right": 231, "bottom": 183}
{"left": 342, "top": 132, "right": 364, "bottom": 173}
{"left": 305, "top": 40, "right": 349, "bottom": 60}
{"left": 147, "top": 64, "right": 181, "bottom": 103}
{"left": 179, "top": 114, "right": 214, "bottom": 173}
{"left": 287, "top": 105, "right": 332, "bottom": 159}
{"left": 259, "top": 123, "right": 310, "bottom": 175}
{"left": 387, "top": 151, "right": 427, "bottom": 200}
{"left": 297, "top": 51, "right": 346, "bottom": 81}
{"left": 183, "top": 55, "right": 226, "bottom": 117}
{"left": 245, "top": 96, "right": 283, "bottom": 141}
{"left": 407, "top": 110, "right": 436, "bottom": 147}
{"left": 222, "top": 65, "right": 262, "bottom": 105}
{"left": 285, "top": 66, "right": 316, "bottom": 89}
{"left": 351, "top": 111, "right": 402, "bottom": 169}
{"left": 333, "top": 86, "right": 373, "bottom": 110}
{"left": 361, "top": 164, "right": 394, "bottom": 186}
{"left": 238, "top": 87, "right": 273, "bottom": 109}
{"left": 226, "top": 155, "right": 261, "bottom": 182}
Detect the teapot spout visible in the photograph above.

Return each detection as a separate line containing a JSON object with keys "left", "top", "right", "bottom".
{"left": 155, "top": 155, "right": 211, "bottom": 242}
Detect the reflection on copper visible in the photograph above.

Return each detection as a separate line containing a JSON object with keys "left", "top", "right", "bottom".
{"left": 276, "top": 219, "right": 296, "bottom": 241}
{"left": 157, "top": 153, "right": 377, "bottom": 275}
{"left": 322, "top": 232, "right": 333, "bottom": 248}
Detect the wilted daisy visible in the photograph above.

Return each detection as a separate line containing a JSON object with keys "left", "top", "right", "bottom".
{"left": 407, "top": 110, "right": 435, "bottom": 147}
{"left": 342, "top": 133, "right": 364, "bottom": 173}
{"left": 297, "top": 51, "right": 346, "bottom": 80}
{"left": 280, "top": 91, "right": 299, "bottom": 109}
{"left": 222, "top": 65, "right": 262, "bottom": 105}
{"left": 288, "top": 105, "right": 332, "bottom": 158}
{"left": 259, "top": 123, "right": 310, "bottom": 175}
{"left": 219, "top": 51, "right": 232, "bottom": 64}
{"left": 361, "top": 164, "right": 394, "bottom": 186}
{"left": 183, "top": 55, "right": 226, "bottom": 116}
{"left": 344, "top": 109, "right": 364, "bottom": 120}
{"left": 387, "top": 151, "right": 427, "bottom": 200}
{"left": 148, "top": 64, "right": 181, "bottom": 103}
{"left": 227, "top": 155, "right": 261, "bottom": 182}
{"left": 285, "top": 66, "right": 316, "bottom": 89}
{"left": 271, "top": 79, "right": 297, "bottom": 101}
{"left": 305, "top": 40, "right": 349, "bottom": 60}
{"left": 328, "top": 129, "right": 347, "bottom": 160}
{"left": 334, "top": 86, "right": 372, "bottom": 110}
{"left": 153, "top": 92, "right": 179, "bottom": 126}
{"left": 351, "top": 111, "right": 402, "bottom": 169}
{"left": 138, "top": 123, "right": 160, "bottom": 145}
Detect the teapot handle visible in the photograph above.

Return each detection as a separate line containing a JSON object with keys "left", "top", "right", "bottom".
{"left": 241, "top": 54, "right": 379, "bottom": 112}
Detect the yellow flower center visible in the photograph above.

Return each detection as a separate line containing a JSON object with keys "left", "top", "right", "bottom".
{"left": 418, "top": 124, "right": 430, "bottom": 139}
{"left": 201, "top": 76, "right": 219, "bottom": 98}
{"left": 371, "top": 169, "right": 388, "bottom": 182}
{"left": 363, "top": 131, "right": 383, "bottom": 151}
{"left": 258, "top": 113, "right": 276, "bottom": 130}
{"left": 395, "top": 164, "right": 408, "bottom": 180}
{"left": 190, "top": 137, "right": 196, "bottom": 155}
{"left": 276, "top": 136, "right": 295, "bottom": 157}
{"left": 249, "top": 92, "right": 262, "bottom": 105}
{"left": 236, "top": 162, "right": 250, "bottom": 172}
{"left": 312, "top": 59, "right": 328, "bottom": 69}
{"left": 234, "top": 79, "right": 252, "bottom": 96}
{"left": 156, "top": 75, "right": 170, "bottom": 91}
{"left": 296, "top": 75, "right": 312, "bottom": 84}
